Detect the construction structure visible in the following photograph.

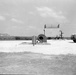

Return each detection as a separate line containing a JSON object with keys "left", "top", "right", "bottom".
{"left": 32, "top": 34, "right": 47, "bottom": 46}
{"left": 43, "top": 24, "right": 60, "bottom": 36}
{"left": 37, "top": 34, "right": 47, "bottom": 43}
{"left": 32, "top": 24, "right": 64, "bottom": 46}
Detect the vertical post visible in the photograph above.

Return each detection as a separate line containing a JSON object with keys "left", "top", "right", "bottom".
{"left": 60, "top": 30, "right": 63, "bottom": 39}
{"left": 44, "top": 28, "right": 45, "bottom": 35}
{"left": 44, "top": 24, "right": 46, "bottom": 35}
{"left": 32, "top": 36, "right": 37, "bottom": 46}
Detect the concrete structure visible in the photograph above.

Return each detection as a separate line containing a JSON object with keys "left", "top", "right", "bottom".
{"left": 37, "top": 34, "right": 47, "bottom": 43}
{"left": 32, "top": 36, "right": 37, "bottom": 46}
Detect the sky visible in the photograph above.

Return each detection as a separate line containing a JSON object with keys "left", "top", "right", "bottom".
{"left": 0, "top": 0, "right": 76, "bottom": 37}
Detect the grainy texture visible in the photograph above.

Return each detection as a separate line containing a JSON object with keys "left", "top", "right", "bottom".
{"left": 0, "top": 52, "right": 76, "bottom": 75}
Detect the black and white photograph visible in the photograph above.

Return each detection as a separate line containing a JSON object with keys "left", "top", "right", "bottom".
{"left": 0, "top": 0, "right": 76, "bottom": 75}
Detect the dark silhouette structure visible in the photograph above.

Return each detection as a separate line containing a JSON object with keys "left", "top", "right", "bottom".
{"left": 37, "top": 34, "right": 47, "bottom": 43}
{"left": 71, "top": 34, "right": 76, "bottom": 43}
{"left": 59, "top": 30, "right": 64, "bottom": 39}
